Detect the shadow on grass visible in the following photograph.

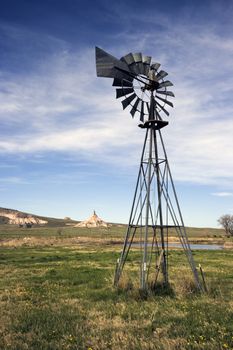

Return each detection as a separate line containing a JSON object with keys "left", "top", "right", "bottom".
{"left": 115, "top": 276, "right": 204, "bottom": 302}
{"left": 149, "top": 281, "right": 175, "bottom": 297}
{"left": 115, "top": 281, "right": 176, "bottom": 301}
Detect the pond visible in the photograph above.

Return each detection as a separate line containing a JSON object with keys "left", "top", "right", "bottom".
{"left": 169, "top": 243, "right": 223, "bottom": 250}
{"left": 129, "top": 243, "right": 224, "bottom": 250}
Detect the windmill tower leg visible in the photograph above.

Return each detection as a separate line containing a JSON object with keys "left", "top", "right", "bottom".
{"left": 158, "top": 130, "right": 203, "bottom": 290}
{"left": 153, "top": 127, "right": 168, "bottom": 285}
{"left": 141, "top": 127, "right": 153, "bottom": 290}
{"left": 114, "top": 129, "right": 149, "bottom": 288}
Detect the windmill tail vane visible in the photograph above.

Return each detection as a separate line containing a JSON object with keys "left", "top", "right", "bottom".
{"left": 95, "top": 46, "right": 204, "bottom": 292}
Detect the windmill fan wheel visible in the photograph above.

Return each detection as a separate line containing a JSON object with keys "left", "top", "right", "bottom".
{"left": 113, "top": 52, "right": 175, "bottom": 123}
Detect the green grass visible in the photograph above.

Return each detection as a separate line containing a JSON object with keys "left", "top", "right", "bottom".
{"left": 0, "top": 223, "right": 229, "bottom": 242}
{"left": 1, "top": 230, "right": 233, "bottom": 350}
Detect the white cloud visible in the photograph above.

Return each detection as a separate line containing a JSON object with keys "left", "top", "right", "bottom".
{"left": 211, "top": 192, "right": 233, "bottom": 197}
{"left": 0, "top": 176, "right": 30, "bottom": 184}
{"left": 0, "top": 17, "right": 233, "bottom": 187}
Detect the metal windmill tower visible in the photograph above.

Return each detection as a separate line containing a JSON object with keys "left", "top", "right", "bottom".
{"left": 95, "top": 47, "right": 203, "bottom": 292}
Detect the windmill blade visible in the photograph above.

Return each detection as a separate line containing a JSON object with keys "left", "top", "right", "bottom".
{"left": 116, "top": 88, "right": 134, "bottom": 99}
{"left": 158, "top": 80, "right": 173, "bottom": 89}
{"left": 130, "top": 62, "right": 141, "bottom": 75}
{"left": 140, "top": 64, "right": 148, "bottom": 76}
{"left": 121, "top": 53, "right": 135, "bottom": 65}
{"left": 140, "top": 101, "right": 144, "bottom": 122}
{"left": 130, "top": 52, "right": 144, "bottom": 74}
{"left": 133, "top": 53, "right": 142, "bottom": 63}
{"left": 121, "top": 54, "right": 140, "bottom": 75}
{"left": 156, "top": 100, "right": 170, "bottom": 116}
{"left": 156, "top": 70, "right": 168, "bottom": 80}
{"left": 143, "top": 64, "right": 150, "bottom": 76}
{"left": 157, "top": 90, "right": 175, "bottom": 97}
{"left": 156, "top": 95, "right": 174, "bottom": 108}
{"left": 142, "top": 55, "right": 152, "bottom": 76}
{"left": 148, "top": 69, "right": 156, "bottom": 81}
{"left": 130, "top": 97, "right": 140, "bottom": 117}
{"left": 112, "top": 78, "right": 133, "bottom": 87}
{"left": 137, "top": 62, "right": 145, "bottom": 75}
{"left": 95, "top": 47, "right": 131, "bottom": 79}
{"left": 122, "top": 93, "right": 137, "bottom": 110}
{"left": 142, "top": 55, "right": 152, "bottom": 65}
{"left": 151, "top": 62, "right": 161, "bottom": 71}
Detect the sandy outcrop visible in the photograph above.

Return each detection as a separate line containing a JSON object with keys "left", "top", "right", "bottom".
{"left": 75, "top": 211, "right": 108, "bottom": 228}
{"left": 0, "top": 207, "right": 48, "bottom": 225}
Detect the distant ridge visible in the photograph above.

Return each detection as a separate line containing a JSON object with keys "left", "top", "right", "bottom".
{"left": 0, "top": 207, "right": 48, "bottom": 225}
{"left": 0, "top": 207, "right": 79, "bottom": 227}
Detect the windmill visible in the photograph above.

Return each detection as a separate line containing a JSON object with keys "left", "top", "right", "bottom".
{"left": 95, "top": 47, "right": 203, "bottom": 292}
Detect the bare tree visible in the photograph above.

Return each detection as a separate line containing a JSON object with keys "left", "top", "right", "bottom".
{"left": 218, "top": 214, "right": 233, "bottom": 236}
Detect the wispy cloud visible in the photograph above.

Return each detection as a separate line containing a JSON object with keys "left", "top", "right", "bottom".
{"left": 0, "top": 176, "right": 30, "bottom": 185}
{"left": 211, "top": 192, "right": 233, "bottom": 197}
{"left": 0, "top": 12, "right": 233, "bottom": 188}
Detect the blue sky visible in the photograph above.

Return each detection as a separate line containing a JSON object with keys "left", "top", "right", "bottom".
{"left": 0, "top": 0, "right": 233, "bottom": 227}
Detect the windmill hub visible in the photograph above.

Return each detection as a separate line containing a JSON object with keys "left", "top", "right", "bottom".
{"left": 141, "top": 80, "right": 160, "bottom": 92}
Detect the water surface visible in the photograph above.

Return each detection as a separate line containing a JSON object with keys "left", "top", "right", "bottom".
{"left": 129, "top": 243, "right": 223, "bottom": 250}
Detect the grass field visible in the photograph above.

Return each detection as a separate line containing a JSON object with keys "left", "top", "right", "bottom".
{"left": 1, "top": 225, "right": 233, "bottom": 349}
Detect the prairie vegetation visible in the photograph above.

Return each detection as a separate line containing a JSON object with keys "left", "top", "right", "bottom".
{"left": 0, "top": 225, "right": 233, "bottom": 349}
